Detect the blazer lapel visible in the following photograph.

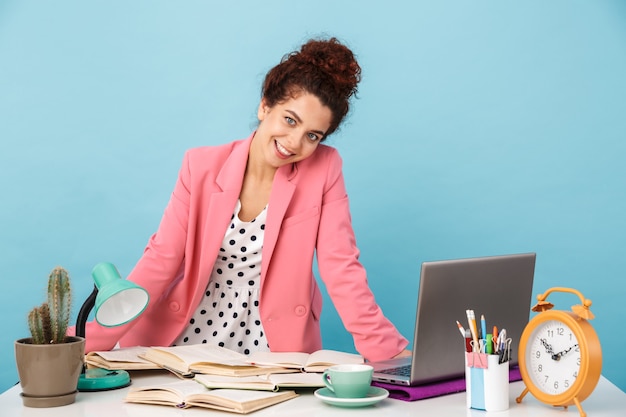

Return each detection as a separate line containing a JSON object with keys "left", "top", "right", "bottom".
{"left": 191, "top": 137, "right": 251, "bottom": 303}
{"left": 261, "top": 163, "right": 296, "bottom": 286}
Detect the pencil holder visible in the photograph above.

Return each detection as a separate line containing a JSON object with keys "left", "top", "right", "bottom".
{"left": 465, "top": 352, "right": 509, "bottom": 411}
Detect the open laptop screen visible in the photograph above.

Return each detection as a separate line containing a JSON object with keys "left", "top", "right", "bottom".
{"left": 372, "top": 253, "right": 536, "bottom": 386}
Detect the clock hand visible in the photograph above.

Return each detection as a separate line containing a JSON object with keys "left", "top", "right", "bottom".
{"left": 540, "top": 338, "right": 555, "bottom": 355}
{"left": 540, "top": 338, "right": 568, "bottom": 361}
{"left": 552, "top": 344, "right": 579, "bottom": 361}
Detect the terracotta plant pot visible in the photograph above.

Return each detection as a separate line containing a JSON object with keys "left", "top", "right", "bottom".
{"left": 14, "top": 336, "right": 85, "bottom": 407}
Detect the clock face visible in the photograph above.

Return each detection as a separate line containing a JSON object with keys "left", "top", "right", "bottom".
{"left": 526, "top": 319, "right": 581, "bottom": 395}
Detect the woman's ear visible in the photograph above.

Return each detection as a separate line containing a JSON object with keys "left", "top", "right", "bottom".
{"left": 257, "top": 99, "right": 269, "bottom": 121}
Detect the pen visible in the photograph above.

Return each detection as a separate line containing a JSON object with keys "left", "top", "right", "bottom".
{"left": 492, "top": 326, "right": 498, "bottom": 353}
{"left": 498, "top": 328, "right": 507, "bottom": 353}
{"left": 456, "top": 320, "right": 466, "bottom": 337}
{"left": 480, "top": 314, "right": 487, "bottom": 340}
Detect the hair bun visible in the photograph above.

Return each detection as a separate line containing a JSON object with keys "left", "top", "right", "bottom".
{"left": 294, "top": 37, "right": 361, "bottom": 99}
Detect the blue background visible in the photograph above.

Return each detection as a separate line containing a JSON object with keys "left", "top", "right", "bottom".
{"left": 1, "top": 1, "right": 625, "bottom": 394}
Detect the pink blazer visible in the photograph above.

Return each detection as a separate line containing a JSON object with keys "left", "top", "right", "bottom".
{"left": 82, "top": 133, "right": 408, "bottom": 361}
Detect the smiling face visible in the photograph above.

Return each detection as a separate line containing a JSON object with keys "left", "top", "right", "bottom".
{"left": 252, "top": 92, "right": 333, "bottom": 170}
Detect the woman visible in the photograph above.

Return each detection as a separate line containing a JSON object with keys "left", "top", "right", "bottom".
{"left": 83, "top": 37, "right": 409, "bottom": 362}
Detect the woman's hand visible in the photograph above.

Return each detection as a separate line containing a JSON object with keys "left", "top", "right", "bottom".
{"left": 393, "top": 349, "right": 412, "bottom": 359}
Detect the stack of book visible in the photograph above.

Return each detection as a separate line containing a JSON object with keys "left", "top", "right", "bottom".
{"left": 85, "top": 344, "right": 363, "bottom": 414}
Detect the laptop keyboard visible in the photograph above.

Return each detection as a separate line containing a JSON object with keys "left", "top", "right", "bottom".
{"left": 377, "top": 364, "right": 412, "bottom": 377}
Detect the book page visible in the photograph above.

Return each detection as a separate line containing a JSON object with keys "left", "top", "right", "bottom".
{"left": 88, "top": 346, "right": 154, "bottom": 363}
{"left": 151, "top": 344, "right": 251, "bottom": 367}
{"left": 246, "top": 349, "right": 363, "bottom": 371}
{"left": 268, "top": 372, "right": 324, "bottom": 387}
{"left": 204, "top": 388, "right": 291, "bottom": 402}
{"left": 194, "top": 371, "right": 324, "bottom": 390}
{"left": 305, "top": 350, "right": 363, "bottom": 367}
{"left": 194, "top": 374, "right": 276, "bottom": 391}
{"left": 125, "top": 379, "right": 206, "bottom": 406}
{"left": 246, "top": 351, "right": 310, "bottom": 368}
{"left": 187, "top": 388, "right": 297, "bottom": 413}
{"left": 86, "top": 346, "right": 159, "bottom": 370}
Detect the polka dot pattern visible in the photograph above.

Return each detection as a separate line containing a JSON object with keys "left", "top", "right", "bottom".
{"left": 173, "top": 200, "right": 270, "bottom": 354}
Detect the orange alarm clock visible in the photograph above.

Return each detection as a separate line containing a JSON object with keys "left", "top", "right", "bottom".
{"left": 516, "top": 287, "right": 602, "bottom": 417}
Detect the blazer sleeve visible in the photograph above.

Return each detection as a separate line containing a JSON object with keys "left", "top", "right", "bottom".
{"left": 77, "top": 151, "right": 193, "bottom": 353}
{"left": 315, "top": 151, "right": 408, "bottom": 361}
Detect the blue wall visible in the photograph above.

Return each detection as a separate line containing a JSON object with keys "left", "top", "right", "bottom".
{"left": 2, "top": 1, "right": 625, "bottom": 394}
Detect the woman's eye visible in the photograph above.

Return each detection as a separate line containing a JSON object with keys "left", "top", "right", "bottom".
{"left": 285, "top": 117, "right": 296, "bottom": 125}
{"left": 307, "top": 133, "right": 320, "bottom": 141}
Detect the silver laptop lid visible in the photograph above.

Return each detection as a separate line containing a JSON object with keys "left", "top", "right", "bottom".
{"left": 372, "top": 253, "right": 536, "bottom": 386}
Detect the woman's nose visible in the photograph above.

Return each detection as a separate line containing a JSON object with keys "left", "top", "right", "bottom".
{"left": 285, "top": 132, "right": 303, "bottom": 151}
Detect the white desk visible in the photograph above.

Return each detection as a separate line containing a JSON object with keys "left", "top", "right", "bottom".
{"left": 1, "top": 371, "right": 625, "bottom": 417}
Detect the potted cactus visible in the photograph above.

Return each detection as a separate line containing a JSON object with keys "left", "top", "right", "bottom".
{"left": 14, "top": 266, "right": 85, "bottom": 408}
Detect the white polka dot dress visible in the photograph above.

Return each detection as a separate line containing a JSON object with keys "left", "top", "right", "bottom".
{"left": 173, "top": 200, "right": 270, "bottom": 354}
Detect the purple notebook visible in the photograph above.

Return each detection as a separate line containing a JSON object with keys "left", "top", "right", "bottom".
{"left": 371, "top": 367, "right": 522, "bottom": 402}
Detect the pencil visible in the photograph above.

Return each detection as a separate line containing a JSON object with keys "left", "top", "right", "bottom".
{"left": 466, "top": 309, "right": 479, "bottom": 351}
{"left": 456, "top": 320, "right": 466, "bottom": 337}
{"left": 480, "top": 314, "right": 487, "bottom": 340}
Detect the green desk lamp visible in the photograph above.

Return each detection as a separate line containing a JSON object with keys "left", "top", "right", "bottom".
{"left": 75, "top": 262, "right": 149, "bottom": 391}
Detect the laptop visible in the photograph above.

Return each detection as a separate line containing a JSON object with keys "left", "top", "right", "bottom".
{"left": 371, "top": 252, "right": 536, "bottom": 386}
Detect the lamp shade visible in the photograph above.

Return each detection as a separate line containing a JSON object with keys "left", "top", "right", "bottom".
{"left": 91, "top": 262, "right": 149, "bottom": 327}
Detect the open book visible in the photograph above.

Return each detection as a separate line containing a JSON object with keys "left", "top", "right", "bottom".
{"left": 139, "top": 344, "right": 294, "bottom": 377}
{"left": 125, "top": 379, "right": 297, "bottom": 414}
{"left": 194, "top": 372, "right": 324, "bottom": 391}
{"left": 85, "top": 346, "right": 160, "bottom": 371}
{"left": 246, "top": 349, "right": 363, "bottom": 372}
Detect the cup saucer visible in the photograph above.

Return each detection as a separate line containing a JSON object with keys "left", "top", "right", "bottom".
{"left": 314, "top": 387, "right": 389, "bottom": 408}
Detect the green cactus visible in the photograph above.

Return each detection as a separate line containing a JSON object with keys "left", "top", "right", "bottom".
{"left": 27, "top": 267, "right": 73, "bottom": 344}
{"left": 27, "top": 304, "right": 46, "bottom": 344}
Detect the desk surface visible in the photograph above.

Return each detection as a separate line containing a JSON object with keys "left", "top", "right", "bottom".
{"left": 1, "top": 371, "right": 625, "bottom": 417}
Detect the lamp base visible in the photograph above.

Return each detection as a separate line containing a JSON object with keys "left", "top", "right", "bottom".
{"left": 78, "top": 368, "right": 131, "bottom": 392}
